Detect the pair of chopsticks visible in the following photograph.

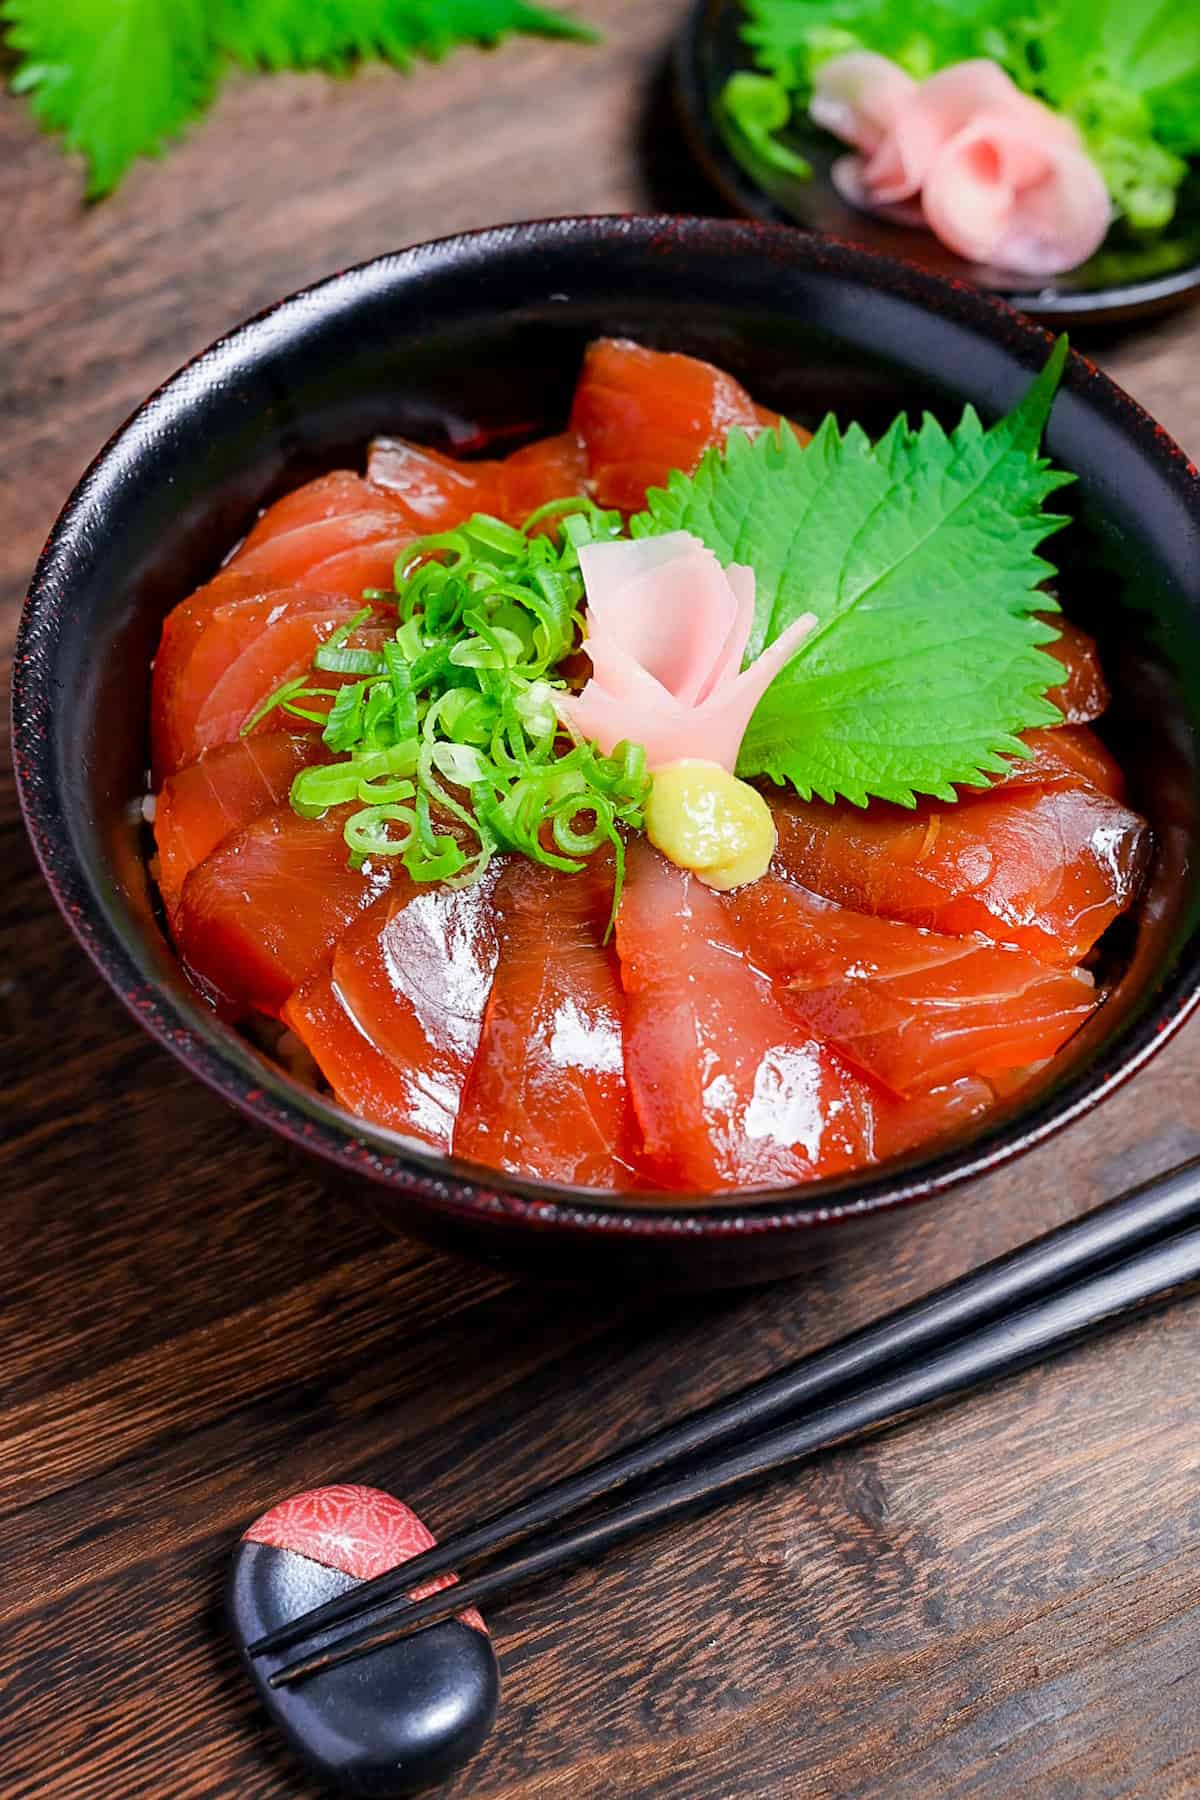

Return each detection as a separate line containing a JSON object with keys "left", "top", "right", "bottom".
{"left": 252, "top": 1154, "right": 1200, "bottom": 1688}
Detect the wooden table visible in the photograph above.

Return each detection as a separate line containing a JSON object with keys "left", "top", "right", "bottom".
{"left": 5, "top": 4, "right": 1200, "bottom": 1794}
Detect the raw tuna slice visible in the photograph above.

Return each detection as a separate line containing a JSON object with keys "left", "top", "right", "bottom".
{"left": 872, "top": 1077, "right": 997, "bottom": 1161}
{"left": 367, "top": 439, "right": 502, "bottom": 530}
{"left": 992, "top": 725, "right": 1126, "bottom": 801}
{"left": 150, "top": 527, "right": 407, "bottom": 783}
{"left": 496, "top": 433, "right": 588, "bottom": 525}
{"left": 615, "top": 842, "right": 879, "bottom": 1190}
{"left": 227, "top": 508, "right": 411, "bottom": 588}
{"left": 726, "top": 874, "right": 1096, "bottom": 1094}
{"left": 279, "top": 536, "right": 410, "bottom": 602}
{"left": 285, "top": 875, "right": 501, "bottom": 1149}
{"left": 225, "top": 471, "right": 410, "bottom": 586}
{"left": 367, "top": 432, "right": 589, "bottom": 534}
{"left": 1043, "top": 616, "right": 1109, "bottom": 724}
{"left": 233, "top": 472, "right": 392, "bottom": 554}
{"left": 230, "top": 472, "right": 412, "bottom": 599}
{"left": 571, "top": 339, "right": 804, "bottom": 512}
{"left": 771, "top": 784, "right": 1150, "bottom": 965}
{"left": 175, "top": 806, "right": 393, "bottom": 1014}
{"left": 154, "top": 731, "right": 327, "bottom": 919}
{"left": 280, "top": 968, "right": 433, "bottom": 1142}
{"left": 154, "top": 592, "right": 386, "bottom": 777}
{"left": 151, "top": 572, "right": 276, "bottom": 781}
{"left": 454, "top": 860, "right": 640, "bottom": 1187}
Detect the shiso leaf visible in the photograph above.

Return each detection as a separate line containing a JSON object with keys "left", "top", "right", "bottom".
{"left": 631, "top": 338, "right": 1075, "bottom": 809}
{"left": 3, "top": 0, "right": 597, "bottom": 194}
{"left": 3, "top": 0, "right": 214, "bottom": 196}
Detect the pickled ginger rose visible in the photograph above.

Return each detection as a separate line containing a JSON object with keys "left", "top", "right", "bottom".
{"left": 811, "top": 54, "right": 1110, "bottom": 277}
{"left": 555, "top": 532, "right": 816, "bottom": 771}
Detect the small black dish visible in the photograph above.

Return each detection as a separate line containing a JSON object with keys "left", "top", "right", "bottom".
{"left": 675, "top": 0, "right": 1200, "bottom": 326}
{"left": 12, "top": 215, "right": 1200, "bottom": 1286}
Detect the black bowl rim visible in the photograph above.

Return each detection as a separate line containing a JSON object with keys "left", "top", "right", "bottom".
{"left": 673, "top": 0, "right": 1200, "bottom": 324}
{"left": 12, "top": 212, "right": 1200, "bottom": 1244}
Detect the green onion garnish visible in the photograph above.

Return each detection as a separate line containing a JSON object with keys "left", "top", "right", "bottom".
{"left": 242, "top": 499, "right": 645, "bottom": 918}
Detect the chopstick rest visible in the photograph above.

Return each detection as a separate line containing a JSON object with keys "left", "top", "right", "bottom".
{"left": 228, "top": 1484, "right": 499, "bottom": 1796}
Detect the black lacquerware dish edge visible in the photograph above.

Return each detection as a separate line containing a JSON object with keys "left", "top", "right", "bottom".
{"left": 12, "top": 215, "right": 1200, "bottom": 1287}
{"left": 675, "top": 0, "right": 1200, "bottom": 327}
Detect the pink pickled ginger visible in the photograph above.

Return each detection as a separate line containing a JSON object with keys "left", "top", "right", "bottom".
{"left": 812, "top": 54, "right": 1110, "bottom": 277}
{"left": 556, "top": 532, "right": 816, "bottom": 772}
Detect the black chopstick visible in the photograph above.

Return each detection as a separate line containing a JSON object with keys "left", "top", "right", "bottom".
{"left": 270, "top": 1209, "right": 1200, "bottom": 1687}
{"left": 250, "top": 1153, "right": 1200, "bottom": 1663}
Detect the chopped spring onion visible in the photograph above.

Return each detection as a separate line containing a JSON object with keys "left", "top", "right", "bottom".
{"left": 242, "top": 499, "right": 646, "bottom": 917}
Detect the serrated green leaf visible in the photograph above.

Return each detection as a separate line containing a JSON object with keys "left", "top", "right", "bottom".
{"left": 3, "top": 0, "right": 215, "bottom": 196}
{"left": 631, "top": 342, "right": 1075, "bottom": 809}
{"left": 4, "top": 0, "right": 597, "bottom": 194}
{"left": 742, "top": 0, "right": 1022, "bottom": 92}
{"left": 212, "top": 0, "right": 596, "bottom": 70}
{"left": 210, "top": 0, "right": 363, "bottom": 68}
{"left": 1150, "top": 68, "right": 1200, "bottom": 155}
{"left": 1028, "top": 0, "right": 1200, "bottom": 194}
{"left": 1031, "top": 0, "right": 1200, "bottom": 104}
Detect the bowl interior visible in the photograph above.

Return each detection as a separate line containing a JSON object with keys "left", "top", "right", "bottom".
{"left": 16, "top": 217, "right": 1200, "bottom": 1235}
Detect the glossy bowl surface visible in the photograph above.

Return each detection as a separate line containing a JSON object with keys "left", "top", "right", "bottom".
{"left": 13, "top": 215, "right": 1200, "bottom": 1285}
{"left": 675, "top": 0, "right": 1200, "bottom": 326}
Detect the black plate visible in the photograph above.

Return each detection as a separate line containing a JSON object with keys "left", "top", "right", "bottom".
{"left": 675, "top": 0, "right": 1200, "bottom": 325}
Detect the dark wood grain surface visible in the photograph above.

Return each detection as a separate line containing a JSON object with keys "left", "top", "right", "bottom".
{"left": 5, "top": 4, "right": 1200, "bottom": 1795}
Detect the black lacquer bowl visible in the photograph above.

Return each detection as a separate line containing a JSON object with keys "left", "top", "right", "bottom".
{"left": 13, "top": 216, "right": 1200, "bottom": 1286}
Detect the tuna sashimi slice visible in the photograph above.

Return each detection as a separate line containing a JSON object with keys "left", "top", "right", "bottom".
{"left": 367, "top": 438, "right": 501, "bottom": 529}
{"left": 233, "top": 472, "right": 395, "bottom": 557}
{"left": 227, "top": 507, "right": 412, "bottom": 588}
{"left": 1044, "top": 616, "right": 1109, "bottom": 724}
{"left": 726, "top": 874, "right": 1096, "bottom": 1095}
{"left": 279, "top": 536, "right": 411, "bottom": 602}
{"left": 287, "top": 875, "right": 501, "bottom": 1149}
{"left": 615, "top": 842, "right": 880, "bottom": 1191}
{"left": 175, "top": 807, "right": 393, "bottom": 1015}
{"left": 571, "top": 339, "right": 800, "bottom": 513}
{"left": 454, "top": 860, "right": 640, "bottom": 1188}
{"left": 496, "top": 432, "right": 589, "bottom": 525}
{"left": 993, "top": 725, "right": 1126, "bottom": 802}
{"left": 198, "top": 601, "right": 386, "bottom": 757}
{"left": 221, "top": 470, "right": 413, "bottom": 593}
{"left": 154, "top": 732, "right": 328, "bottom": 919}
{"left": 151, "top": 572, "right": 277, "bottom": 781}
{"left": 281, "top": 966, "right": 442, "bottom": 1144}
{"left": 150, "top": 526, "right": 407, "bottom": 783}
{"left": 871, "top": 1077, "right": 997, "bottom": 1161}
{"left": 367, "top": 432, "right": 589, "bottom": 534}
{"left": 155, "top": 592, "right": 386, "bottom": 777}
{"left": 771, "top": 784, "right": 1150, "bottom": 965}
